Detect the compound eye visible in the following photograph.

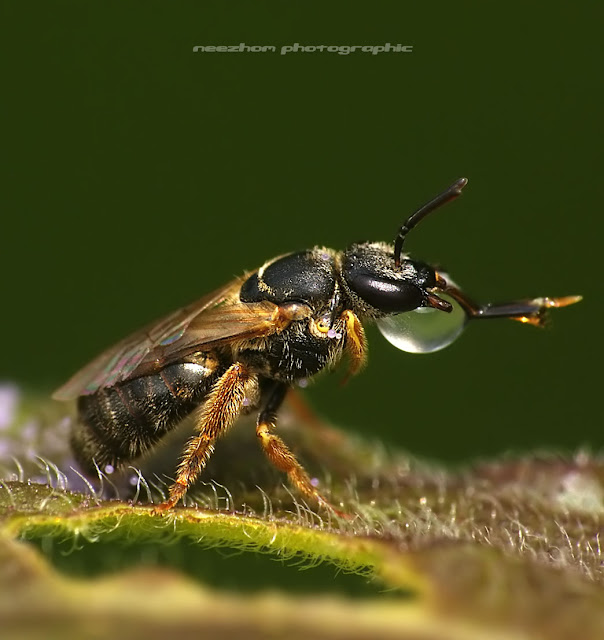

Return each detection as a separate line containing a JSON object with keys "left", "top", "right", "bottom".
{"left": 377, "top": 293, "right": 467, "bottom": 353}
{"left": 348, "top": 272, "right": 424, "bottom": 313}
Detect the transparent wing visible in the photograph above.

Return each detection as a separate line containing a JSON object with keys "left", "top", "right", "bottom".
{"left": 53, "top": 278, "right": 286, "bottom": 400}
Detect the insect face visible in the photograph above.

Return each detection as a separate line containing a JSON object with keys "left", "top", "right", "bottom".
{"left": 54, "top": 178, "right": 581, "bottom": 515}
{"left": 340, "top": 243, "right": 448, "bottom": 316}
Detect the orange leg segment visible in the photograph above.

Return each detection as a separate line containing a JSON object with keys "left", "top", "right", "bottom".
{"left": 341, "top": 309, "right": 367, "bottom": 383}
{"left": 157, "top": 363, "right": 257, "bottom": 510}
{"left": 256, "top": 382, "right": 346, "bottom": 516}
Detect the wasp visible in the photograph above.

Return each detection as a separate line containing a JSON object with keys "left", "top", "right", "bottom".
{"left": 54, "top": 178, "right": 580, "bottom": 512}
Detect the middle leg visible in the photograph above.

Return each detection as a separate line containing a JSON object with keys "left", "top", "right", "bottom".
{"left": 256, "top": 381, "right": 343, "bottom": 514}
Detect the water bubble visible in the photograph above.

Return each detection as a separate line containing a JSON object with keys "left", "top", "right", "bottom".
{"left": 377, "top": 293, "right": 467, "bottom": 353}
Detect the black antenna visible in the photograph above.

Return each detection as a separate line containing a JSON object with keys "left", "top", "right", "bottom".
{"left": 394, "top": 177, "right": 468, "bottom": 268}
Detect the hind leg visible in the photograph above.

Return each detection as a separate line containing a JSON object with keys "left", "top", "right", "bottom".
{"left": 157, "top": 363, "right": 258, "bottom": 510}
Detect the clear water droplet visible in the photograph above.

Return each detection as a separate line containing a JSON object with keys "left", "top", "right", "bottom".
{"left": 377, "top": 293, "right": 467, "bottom": 353}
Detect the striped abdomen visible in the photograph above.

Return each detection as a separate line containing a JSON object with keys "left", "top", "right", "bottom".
{"left": 71, "top": 359, "right": 221, "bottom": 473}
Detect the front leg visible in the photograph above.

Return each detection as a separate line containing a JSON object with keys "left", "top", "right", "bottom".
{"left": 341, "top": 309, "right": 367, "bottom": 381}
{"left": 314, "top": 309, "right": 367, "bottom": 381}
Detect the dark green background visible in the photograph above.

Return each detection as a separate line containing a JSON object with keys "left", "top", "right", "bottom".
{"left": 3, "top": 2, "right": 601, "bottom": 463}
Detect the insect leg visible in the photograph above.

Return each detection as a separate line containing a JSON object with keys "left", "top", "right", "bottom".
{"left": 443, "top": 286, "right": 582, "bottom": 327}
{"left": 341, "top": 310, "right": 367, "bottom": 382}
{"left": 157, "top": 363, "right": 258, "bottom": 510}
{"left": 256, "top": 382, "right": 344, "bottom": 515}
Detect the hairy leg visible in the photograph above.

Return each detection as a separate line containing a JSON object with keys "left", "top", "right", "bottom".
{"left": 157, "top": 362, "right": 258, "bottom": 510}
{"left": 256, "top": 382, "right": 345, "bottom": 515}
{"left": 341, "top": 309, "right": 367, "bottom": 382}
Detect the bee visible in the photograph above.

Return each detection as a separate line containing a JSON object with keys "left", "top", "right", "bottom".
{"left": 53, "top": 178, "right": 580, "bottom": 512}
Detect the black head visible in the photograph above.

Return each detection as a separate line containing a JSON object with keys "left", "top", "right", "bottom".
{"left": 341, "top": 243, "right": 450, "bottom": 316}
{"left": 340, "top": 178, "right": 467, "bottom": 316}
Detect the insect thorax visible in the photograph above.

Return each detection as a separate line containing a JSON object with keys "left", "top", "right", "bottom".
{"left": 236, "top": 318, "right": 345, "bottom": 382}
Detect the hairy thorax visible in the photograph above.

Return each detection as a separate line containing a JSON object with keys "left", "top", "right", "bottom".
{"left": 234, "top": 316, "right": 346, "bottom": 382}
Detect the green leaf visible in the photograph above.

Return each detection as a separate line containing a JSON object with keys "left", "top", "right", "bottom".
{"left": 2, "top": 386, "right": 604, "bottom": 639}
